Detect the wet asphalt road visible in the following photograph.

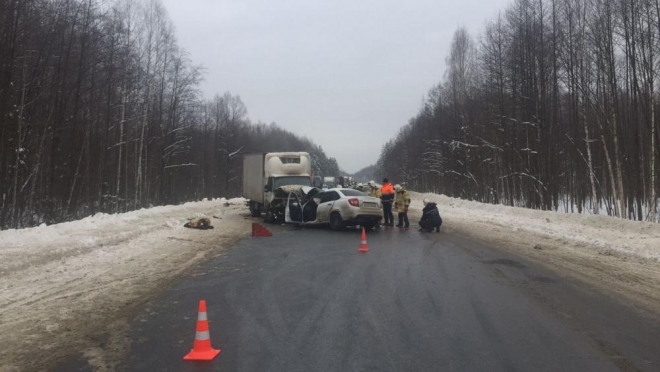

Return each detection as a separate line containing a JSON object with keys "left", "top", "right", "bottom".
{"left": 55, "top": 224, "right": 660, "bottom": 372}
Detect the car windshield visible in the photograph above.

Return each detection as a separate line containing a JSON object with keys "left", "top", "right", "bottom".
{"left": 340, "top": 189, "right": 366, "bottom": 197}
{"left": 274, "top": 176, "right": 311, "bottom": 188}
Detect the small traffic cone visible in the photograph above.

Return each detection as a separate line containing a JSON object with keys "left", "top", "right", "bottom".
{"left": 358, "top": 227, "right": 369, "bottom": 252}
{"left": 183, "top": 300, "right": 221, "bottom": 361}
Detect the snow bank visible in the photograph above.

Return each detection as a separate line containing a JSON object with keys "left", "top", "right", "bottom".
{"left": 0, "top": 197, "right": 249, "bottom": 372}
{"left": 0, "top": 197, "right": 245, "bottom": 273}
{"left": 410, "top": 192, "right": 660, "bottom": 261}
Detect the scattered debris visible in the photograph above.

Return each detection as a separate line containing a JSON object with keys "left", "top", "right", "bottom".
{"left": 184, "top": 217, "right": 213, "bottom": 230}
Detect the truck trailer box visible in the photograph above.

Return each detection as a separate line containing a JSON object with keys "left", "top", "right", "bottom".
{"left": 243, "top": 153, "right": 266, "bottom": 204}
{"left": 243, "top": 152, "right": 312, "bottom": 206}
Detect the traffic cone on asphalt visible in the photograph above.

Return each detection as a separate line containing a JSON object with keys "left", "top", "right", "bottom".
{"left": 358, "top": 227, "right": 369, "bottom": 252}
{"left": 183, "top": 300, "right": 221, "bottom": 361}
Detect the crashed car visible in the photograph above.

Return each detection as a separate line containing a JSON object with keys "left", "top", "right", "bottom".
{"left": 284, "top": 187, "right": 383, "bottom": 230}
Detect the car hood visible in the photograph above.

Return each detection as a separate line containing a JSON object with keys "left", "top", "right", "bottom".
{"left": 274, "top": 185, "right": 322, "bottom": 200}
{"left": 276, "top": 185, "right": 312, "bottom": 193}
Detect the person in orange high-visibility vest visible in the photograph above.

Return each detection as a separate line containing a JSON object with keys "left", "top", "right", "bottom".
{"left": 380, "top": 178, "right": 395, "bottom": 226}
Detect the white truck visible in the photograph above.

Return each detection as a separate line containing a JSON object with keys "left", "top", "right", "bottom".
{"left": 323, "top": 176, "right": 335, "bottom": 189}
{"left": 243, "top": 152, "right": 312, "bottom": 222}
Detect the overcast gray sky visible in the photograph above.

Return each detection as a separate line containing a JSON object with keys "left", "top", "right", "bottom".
{"left": 160, "top": 0, "right": 510, "bottom": 173}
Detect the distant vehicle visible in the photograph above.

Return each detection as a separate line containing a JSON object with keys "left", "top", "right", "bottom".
{"left": 284, "top": 187, "right": 382, "bottom": 230}
{"left": 336, "top": 176, "right": 345, "bottom": 187}
{"left": 312, "top": 176, "right": 323, "bottom": 188}
{"left": 354, "top": 183, "right": 368, "bottom": 192}
{"left": 323, "top": 176, "right": 335, "bottom": 188}
{"left": 243, "top": 152, "right": 312, "bottom": 222}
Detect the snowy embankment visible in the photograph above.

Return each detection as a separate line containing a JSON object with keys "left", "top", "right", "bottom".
{"left": 0, "top": 198, "right": 250, "bottom": 372}
{"left": 409, "top": 192, "right": 660, "bottom": 262}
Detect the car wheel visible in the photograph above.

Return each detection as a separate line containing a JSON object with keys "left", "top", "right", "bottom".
{"left": 329, "top": 213, "right": 344, "bottom": 231}
{"left": 249, "top": 202, "right": 261, "bottom": 217}
{"left": 264, "top": 210, "right": 276, "bottom": 224}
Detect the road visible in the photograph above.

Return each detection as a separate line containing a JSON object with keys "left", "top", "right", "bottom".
{"left": 54, "top": 223, "right": 660, "bottom": 372}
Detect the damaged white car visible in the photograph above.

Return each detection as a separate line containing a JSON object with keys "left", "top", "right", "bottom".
{"left": 284, "top": 187, "right": 383, "bottom": 230}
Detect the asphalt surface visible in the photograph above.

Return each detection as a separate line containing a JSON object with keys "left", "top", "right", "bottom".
{"left": 54, "top": 223, "right": 660, "bottom": 372}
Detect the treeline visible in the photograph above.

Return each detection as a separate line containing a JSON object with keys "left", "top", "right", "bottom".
{"left": 352, "top": 165, "right": 375, "bottom": 183}
{"left": 375, "top": 0, "right": 659, "bottom": 221}
{"left": 0, "top": 0, "right": 339, "bottom": 229}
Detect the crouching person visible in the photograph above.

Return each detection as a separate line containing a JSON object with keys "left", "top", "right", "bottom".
{"left": 419, "top": 198, "right": 442, "bottom": 232}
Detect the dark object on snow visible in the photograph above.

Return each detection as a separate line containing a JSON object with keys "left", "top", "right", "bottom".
{"left": 419, "top": 202, "right": 442, "bottom": 232}
{"left": 184, "top": 217, "right": 214, "bottom": 229}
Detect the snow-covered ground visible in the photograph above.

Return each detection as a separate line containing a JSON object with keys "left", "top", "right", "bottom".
{"left": 410, "top": 192, "right": 660, "bottom": 261}
{"left": 0, "top": 198, "right": 250, "bottom": 372}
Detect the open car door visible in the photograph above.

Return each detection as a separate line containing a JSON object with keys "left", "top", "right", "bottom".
{"left": 285, "top": 191, "right": 303, "bottom": 224}
{"left": 285, "top": 186, "right": 322, "bottom": 224}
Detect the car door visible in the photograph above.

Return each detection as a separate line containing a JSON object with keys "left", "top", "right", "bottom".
{"left": 284, "top": 191, "right": 303, "bottom": 224}
{"left": 315, "top": 191, "right": 339, "bottom": 223}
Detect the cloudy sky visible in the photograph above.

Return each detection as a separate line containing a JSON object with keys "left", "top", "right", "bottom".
{"left": 160, "top": 0, "right": 510, "bottom": 173}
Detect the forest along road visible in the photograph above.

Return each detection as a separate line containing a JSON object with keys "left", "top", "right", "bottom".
{"left": 54, "top": 223, "right": 660, "bottom": 372}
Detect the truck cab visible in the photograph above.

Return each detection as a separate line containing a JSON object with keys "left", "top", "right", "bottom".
{"left": 243, "top": 152, "right": 312, "bottom": 222}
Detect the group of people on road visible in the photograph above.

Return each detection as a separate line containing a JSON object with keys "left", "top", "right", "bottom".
{"left": 364, "top": 178, "right": 442, "bottom": 232}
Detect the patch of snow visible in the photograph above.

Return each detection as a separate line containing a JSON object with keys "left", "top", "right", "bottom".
{"left": 0, "top": 197, "right": 249, "bottom": 371}
{"left": 410, "top": 192, "right": 660, "bottom": 261}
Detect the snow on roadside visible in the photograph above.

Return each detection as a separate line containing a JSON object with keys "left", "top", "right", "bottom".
{"left": 409, "top": 192, "right": 660, "bottom": 261}
{"left": 1, "top": 198, "right": 243, "bottom": 274}
{"left": 0, "top": 197, "right": 251, "bottom": 372}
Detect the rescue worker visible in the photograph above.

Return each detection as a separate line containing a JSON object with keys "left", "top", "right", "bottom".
{"left": 368, "top": 180, "right": 381, "bottom": 198}
{"left": 380, "top": 178, "right": 395, "bottom": 226}
{"left": 394, "top": 184, "right": 410, "bottom": 228}
{"left": 419, "top": 198, "right": 442, "bottom": 232}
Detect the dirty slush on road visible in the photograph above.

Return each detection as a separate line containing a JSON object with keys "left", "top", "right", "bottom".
{"left": 0, "top": 199, "right": 249, "bottom": 372}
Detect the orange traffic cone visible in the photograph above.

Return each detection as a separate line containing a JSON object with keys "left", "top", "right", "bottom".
{"left": 183, "top": 300, "right": 221, "bottom": 361}
{"left": 358, "top": 227, "right": 369, "bottom": 252}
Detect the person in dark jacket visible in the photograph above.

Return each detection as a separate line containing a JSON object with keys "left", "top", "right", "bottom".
{"left": 419, "top": 198, "right": 442, "bottom": 232}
